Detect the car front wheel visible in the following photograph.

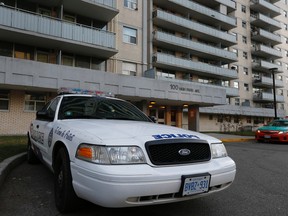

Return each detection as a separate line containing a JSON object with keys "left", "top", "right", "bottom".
{"left": 54, "top": 147, "right": 78, "bottom": 213}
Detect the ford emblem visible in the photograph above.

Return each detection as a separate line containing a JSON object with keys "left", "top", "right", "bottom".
{"left": 178, "top": 149, "right": 191, "bottom": 156}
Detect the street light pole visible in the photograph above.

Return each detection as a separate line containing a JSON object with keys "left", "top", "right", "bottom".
{"left": 269, "top": 67, "right": 278, "bottom": 119}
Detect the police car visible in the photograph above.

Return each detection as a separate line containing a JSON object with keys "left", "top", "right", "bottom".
{"left": 27, "top": 88, "right": 236, "bottom": 213}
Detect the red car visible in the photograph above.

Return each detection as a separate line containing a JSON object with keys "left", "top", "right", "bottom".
{"left": 255, "top": 119, "right": 288, "bottom": 143}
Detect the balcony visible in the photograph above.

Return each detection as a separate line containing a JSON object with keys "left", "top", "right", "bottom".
{"left": 200, "top": 104, "right": 285, "bottom": 118}
{"left": 153, "top": 31, "right": 237, "bottom": 63}
{"left": 252, "top": 59, "right": 282, "bottom": 73}
{"left": 252, "top": 44, "right": 282, "bottom": 60}
{"left": 25, "top": 0, "right": 118, "bottom": 22}
{"left": 224, "top": 86, "right": 239, "bottom": 97}
{"left": 154, "top": 0, "right": 236, "bottom": 31}
{"left": 191, "top": 0, "right": 236, "bottom": 13}
{"left": 0, "top": 6, "right": 117, "bottom": 59}
{"left": 251, "top": 28, "right": 281, "bottom": 46}
{"left": 153, "top": 9, "right": 237, "bottom": 47}
{"left": 152, "top": 52, "right": 238, "bottom": 80}
{"left": 253, "top": 92, "right": 284, "bottom": 103}
{"left": 253, "top": 76, "right": 284, "bottom": 88}
{"left": 250, "top": 13, "right": 281, "bottom": 31}
{"left": 250, "top": 0, "right": 281, "bottom": 17}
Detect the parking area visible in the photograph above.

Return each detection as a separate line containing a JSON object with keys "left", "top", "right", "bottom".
{"left": 1, "top": 141, "right": 288, "bottom": 216}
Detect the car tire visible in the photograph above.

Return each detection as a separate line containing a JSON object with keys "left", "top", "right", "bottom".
{"left": 54, "top": 147, "right": 78, "bottom": 213}
{"left": 27, "top": 138, "right": 40, "bottom": 164}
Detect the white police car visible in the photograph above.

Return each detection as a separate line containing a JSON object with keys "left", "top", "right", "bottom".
{"left": 27, "top": 88, "right": 236, "bottom": 213}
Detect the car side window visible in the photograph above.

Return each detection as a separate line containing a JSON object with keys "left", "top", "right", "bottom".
{"left": 47, "top": 97, "right": 60, "bottom": 119}
{"left": 36, "top": 97, "right": 60, "bottom": 121}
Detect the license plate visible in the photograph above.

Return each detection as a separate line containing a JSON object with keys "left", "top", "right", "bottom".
{"left": 264, "top": 135, "right": 271, "bottom": 139}
{"left": 180, "top": 174, "right": 210, "bottom": 196}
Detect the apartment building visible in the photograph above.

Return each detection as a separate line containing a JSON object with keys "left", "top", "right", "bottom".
{"left": 0, "top": 0, "right": 287, "bottom": 135}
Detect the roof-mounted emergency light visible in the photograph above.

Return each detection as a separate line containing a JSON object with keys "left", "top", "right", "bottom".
{"left": 58, "top": 87, "right": 114, "bottom": 97}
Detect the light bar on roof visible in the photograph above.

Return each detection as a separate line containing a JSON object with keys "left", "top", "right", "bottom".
{"left": 58, "top": 87, "right": 114, "bottom": 97}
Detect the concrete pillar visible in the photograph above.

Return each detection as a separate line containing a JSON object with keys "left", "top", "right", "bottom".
{"left": 165, "top": 106, "right": 171, "bottom": 126}
{"left": 176, "top": 107, "right": 183, "bottom": 128}
{"left": 188, "top": 106, "right": 199, "bottom": 132}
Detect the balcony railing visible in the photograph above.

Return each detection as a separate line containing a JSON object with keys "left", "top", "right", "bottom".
{"left": 168, "top": 0, "right": 236, "bottom": 30}
{"left": 252, "top": 44, "right": 282, "bottom": 59}
{"left": 153, "top": 52, "right": 238, "bottom": 79}
{"left": 153, "top": 31, "right": 237, "bottom": 63}
{"left": 251, "top": 28, "right": 281, "bottom": 45}
{"left": 253, "top": 92, "right": 284, "bottom": 102}
{"left": 253, "top": 76, "right": 284, "bottom": 88}
{"left": 250, "top": 13, "right": 281, "bottom": 31}
{"left": 252, "top": 59, "right": 282, "bottom": 73}
{"left": 0, "top": 6, "right": 116, "bottom": 50}
{"left": 153, "top": 9, "right": 237, "bottom": 47}
{"left": 250, "top": 0, "right": 281, "bottom": 17}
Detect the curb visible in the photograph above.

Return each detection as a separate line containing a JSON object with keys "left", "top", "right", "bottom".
{"left": 221, "top": 138, "right": 255, "bottom": 143}
{"left": 0, "top": 152, "right": 27, "bottom": 188}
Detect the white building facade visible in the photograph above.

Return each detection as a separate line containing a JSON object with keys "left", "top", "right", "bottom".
{"left": 0, "top": 0, "right": 287, "bottom": 135}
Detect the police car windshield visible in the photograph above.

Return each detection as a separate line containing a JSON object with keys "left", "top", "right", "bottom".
{"left": 58, "top": 96, "right": 151, "bottom": 122}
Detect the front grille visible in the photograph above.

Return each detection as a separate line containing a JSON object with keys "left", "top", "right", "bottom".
{"left": 262, "top": 131, "right": 278, "bottom": 134}
{"left": 145, "top": 139, "right": 211, "bottom": 165}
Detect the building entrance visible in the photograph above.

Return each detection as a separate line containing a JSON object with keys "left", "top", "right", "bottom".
{"left": 149, "top": 107, "right": 165, "bottom": 124}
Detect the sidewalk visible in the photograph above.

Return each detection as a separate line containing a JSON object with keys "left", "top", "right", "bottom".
{"left": 206, "top": 133, "right": 255, "bottom": 143}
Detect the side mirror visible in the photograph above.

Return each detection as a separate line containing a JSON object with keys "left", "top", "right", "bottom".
{"left": 36, "top": 110, "right": 54, "bottom": 121}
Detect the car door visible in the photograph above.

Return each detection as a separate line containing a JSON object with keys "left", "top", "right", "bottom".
{"left": 31, "top": 97, "right": 60, "bottom": 165}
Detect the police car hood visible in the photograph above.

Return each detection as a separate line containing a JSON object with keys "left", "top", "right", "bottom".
{"left": 61, "top": 120, "right": 221, "bottom": 143}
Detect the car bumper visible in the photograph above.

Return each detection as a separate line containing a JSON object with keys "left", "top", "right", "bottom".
{"left": 255, "top": 133, "right": 288, "bottom": 142}
{"left": 71, "top": 157, "right": 236, "bottom": 208}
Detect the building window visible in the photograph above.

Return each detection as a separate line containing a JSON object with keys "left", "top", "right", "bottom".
{"left": 232, "top": 48, "right": 238, "bottom": 56}
{"left": 217, "top": 115, "right": 223, "bottom": 123}
{"left": 63, "top": 14, "right": 76, "bottom": 23}
{"left": 122, "top": 62, "right": 137, "bottom": 76}
{"left": 75, "top": 55, "right": 90, "bottom": 69}
{"left": 157, "top": 69, "right": 175, "bottom": 79}
{"left": 242, "top": 36, "right": 247, "bottom": 44}
{"left": 244, "top": 83, "right": 249, "bottom": 91}
{"left": 243, "top": 67, "right": 248, "bottom": 75}
{"left": 234, "top": 81, "right": 239, "bottom": 89}
{"left": 0, "top": 41, "right": 13, "bottom": 57}
{"left": 247, "top": 116, "right": 251, "bottom": 124}
{"left": 14, "top": 44, "right": 34, "bottom": 60}
{"left": 235, "top": 98, "right": 240, "bottom": 106}
{"left": 243, "top": 51, "right": 248, "bottom": 59}
{"left": 123, "top": 26, "right": 137, "bottom": 44}
{"left": 124, "top": 0, "right": 137, "bottom": 10}
{"left": 285, "top": 24, "right": 288, "bottom": 31}
{"left": 24, "top": 93, "right": 46, "bottom": 111}
{"left": 242, "top": 21, "right": 247, "bottom": 28}
{"left": 0, "top": 90, "right": 9, "bottom": 111}
{"left": 241, "top": 5, "right": 246, "bottom": 13}
{"left": 37, "top": 51, "right": 49, "bottom": 63}
{"left": 62, "top": 54, "right": 74, "bottom": 66}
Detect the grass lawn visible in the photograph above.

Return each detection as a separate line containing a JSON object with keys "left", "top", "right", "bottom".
{"left": 0, "top": 136, "right": 27, "bottom": 162}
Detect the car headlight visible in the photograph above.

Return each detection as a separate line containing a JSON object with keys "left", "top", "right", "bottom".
{"left": 278, "top": 131, "right": 288, "bottom": 134}
{"left": 76, "top": 144, "right": 146, "bottom": 164}
{"left": 211, "top": 143, "right": 227, "bottom": 159}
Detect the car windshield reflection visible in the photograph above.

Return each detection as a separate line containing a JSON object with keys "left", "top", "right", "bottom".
{"left": 58, "top": 96, "right": 151, "bottom": 122}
